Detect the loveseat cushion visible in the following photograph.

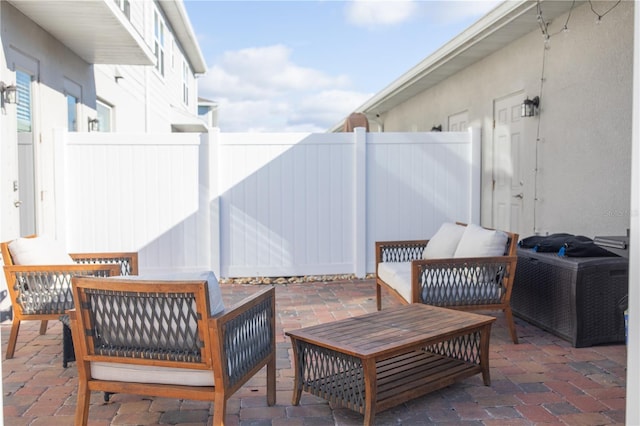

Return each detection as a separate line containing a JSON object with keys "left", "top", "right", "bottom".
{"left": 454, "top": 223, "right": 508, "bottom": 258}
{"left": 422, "top": 222, "right": 466, "bottom": 259}
{"left": 377, "top": 262, "right": 413, "bottom": 302}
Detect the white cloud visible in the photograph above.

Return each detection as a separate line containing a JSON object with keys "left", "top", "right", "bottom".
{"left": 345, "top": 0, "right": 418, "bottom": 28}
{"left": 198, "top": 45, "right": 370, "bottom": 132}
{"left": 425, "top": 1, "right": 503, "bottom": 26}
{"left": 195, "top": 2, "right": 502, "bottom": 132}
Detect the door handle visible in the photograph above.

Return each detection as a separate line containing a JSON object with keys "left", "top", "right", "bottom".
{"left": 14, "top": 200, "right": 22, "bottom": 207}
{"left": 513, "top": 193, "right": 524, "bottom": 199}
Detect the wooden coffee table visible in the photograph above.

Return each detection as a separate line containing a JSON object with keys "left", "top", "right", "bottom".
{"left": 286, "top": 304, "right": 496, "bottom": 425}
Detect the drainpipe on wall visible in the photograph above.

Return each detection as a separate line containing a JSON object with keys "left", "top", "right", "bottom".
{"left": 144, "top": 67, "right": 150, "bottom": 132}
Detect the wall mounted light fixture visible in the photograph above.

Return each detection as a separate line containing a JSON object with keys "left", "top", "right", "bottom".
{"left": 521, "top": 96, "right": 540, "bottom": 117}
{"left": 114, "top": 66, "right": 124, "bottom": 83}
{"left": 0, "top": 82, "right": 18, "bottom": 104}
{"left": 88, "top": 117, "right": 100, "bottom": 132}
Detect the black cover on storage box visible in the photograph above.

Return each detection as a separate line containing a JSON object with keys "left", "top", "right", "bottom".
{"left": 512, "top": 248, "right": 628, "bottom": 347}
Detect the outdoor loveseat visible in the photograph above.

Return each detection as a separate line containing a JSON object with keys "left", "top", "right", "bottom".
{"left": 376, "top": 222, "right": 519, "bottom": 343}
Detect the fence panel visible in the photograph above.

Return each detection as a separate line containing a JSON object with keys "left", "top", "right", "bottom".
{"left": 63, "top": 133, "right": 203, "bottom": 273}
{"left": 60, "top": 129, "right": 477, "bottom": 278}
{"left": 217, "top": 133, "right": 354, "bottom": 277}
{"left": 366, "top": 131, "right": 477, "bottom": 272}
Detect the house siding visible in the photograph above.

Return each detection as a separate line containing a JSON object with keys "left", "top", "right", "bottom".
{"left": 93, "top": 1, "right": 199, "bottom": 133}
{"left": 1, "top": 0, "right": 205, "bottom": 242}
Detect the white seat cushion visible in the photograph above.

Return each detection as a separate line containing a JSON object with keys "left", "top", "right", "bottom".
{"left": 8, "top": 236, "right": 75, "bottom": 265}
{"left": 91, "top": 362, "right": 214, "bottom": 386}
{"left": 377, "top": 262, "right": 413, "bottom": 302}
{"left": 423, "top": 222, "right": 466, "bottom": 259}
{"left": 454, "top": 223, "right": 508, "bottom": 258}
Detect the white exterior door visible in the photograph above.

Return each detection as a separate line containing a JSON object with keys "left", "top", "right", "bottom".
{"left": 492, "top": 92, "right": 526, "bottom": 234}
{"left": 16, "top": 69, "right": 37, "bottom": 236}
{"left": 448, "top": 110, "right": 468, "bottom": 131}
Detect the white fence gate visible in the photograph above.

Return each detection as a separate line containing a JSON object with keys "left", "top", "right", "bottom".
{"left": 60, "top": 127, "right": 480, "bottom": 278}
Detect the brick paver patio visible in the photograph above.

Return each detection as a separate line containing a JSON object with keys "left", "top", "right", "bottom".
{"left": 1, "top": 279, "right": 627, "bottom": 425}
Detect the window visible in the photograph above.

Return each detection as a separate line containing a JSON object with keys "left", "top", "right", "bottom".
{"left": 16, "top": 70, "right": 32, "bottom": 133}
{"left": 171, "top": 40, "right": 176, "bottom": 70}
{"left": 67, "top": 95, "right": 78, "bottom": 132}
{"left": 64, "top": 78, "right": 82, "bottom": 132}
{"left": 96, "top": 100, "right": 113, "bottom": 132}
{"left": 182, "top": 61, "right": 190, "bottom": 105}
{"left": 154, "top": 10, "right": 165, "bottom": 76}
{"left": 114, "top": 0, "right": 130, "bottom": 19}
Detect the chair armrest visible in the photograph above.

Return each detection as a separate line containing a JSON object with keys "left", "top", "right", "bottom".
{"left": 4, "top": 263, "right": 123, "bottom": 276}
{"left": 376, "top": 240, "right": 429, "bottom": 264}
{"left": 70, "top": 252, "right": 138, "bottom": 275}
{"left": 210, "top": 286, "right": 276, "bottom": 388}
{"left": 411, "top": 255, "right": 517, "bottom": 268}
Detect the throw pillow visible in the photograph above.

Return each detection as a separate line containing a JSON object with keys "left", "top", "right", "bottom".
{"left": 8, "top": 236, "right": 76, "bottom": 265}
{"left": 453, "top": 224, "right": 508, "bottom": 258}
{"left": 422, "top": 222, "right": 466, "bottom": 259}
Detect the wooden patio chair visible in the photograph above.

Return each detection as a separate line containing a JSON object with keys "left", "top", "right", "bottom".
{"left": 69, "top": 276, "right": 276, "bottom": 426}
{"left": 1, "top": 235, "right": 138, "bottom": 365}
{"left": 376, "top": 223, "right": 520, "bottom": 343}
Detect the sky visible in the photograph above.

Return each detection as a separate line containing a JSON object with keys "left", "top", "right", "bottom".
{"left": 184, "top": 0, "right": 503, "bottom": 132}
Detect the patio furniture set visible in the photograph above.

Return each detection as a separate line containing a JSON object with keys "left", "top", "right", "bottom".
{"left": 1, "top": 222, "right": 625, "bottom": 425}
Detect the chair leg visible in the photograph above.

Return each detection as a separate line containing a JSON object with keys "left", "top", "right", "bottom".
{"left": 39, "top": 320, "right": 48, "bottom": 335}
{"left": 5, "top": 319, "right": 20, "bottom": 359}
{"left": 504, "top": 307, "right": 519, "bottom": 344}
{"left": 75, "top": 381, "right": 91, "bottom": 426}
{"left": 376, "top": 283, "right": 382, "bottom": 311}
{"left": 267, "top": 356, "right": 276, "bottom": 406}
{"left": 213, "top": 392, "right": 227, "bottom": 426}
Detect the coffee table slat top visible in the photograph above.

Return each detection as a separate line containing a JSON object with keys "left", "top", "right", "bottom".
{"left": 286, "top": 304, "right": 495, "bottom": 359}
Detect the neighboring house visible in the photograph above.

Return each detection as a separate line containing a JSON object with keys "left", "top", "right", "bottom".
{"left": 198, "top": 96, "right": 219, "bottom": 128}
{"left": 0, "top": 0, "right": 207, "bottom": 242}
{"left": 334, "top": 0, "right": 633, "bottom": 240}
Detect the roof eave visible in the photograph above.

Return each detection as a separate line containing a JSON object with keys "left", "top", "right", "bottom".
{"left": 159, "top": 1, "right": 208, "bottom": 74}
{"left": 330, "top": 0, "right": 583, "bottom": 131}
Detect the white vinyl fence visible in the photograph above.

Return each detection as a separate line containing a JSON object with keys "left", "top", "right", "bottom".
{"left": 59, "top": 127, "right": 480, "bottom": 278}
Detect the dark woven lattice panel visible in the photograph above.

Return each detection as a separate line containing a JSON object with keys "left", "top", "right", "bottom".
{"left": 222, "top": 295, "right": 274, "bottom": 387}
{"left": 74, "top": 257, "right": 134, "bottom": 276}
{"left": 85, "top": 289, "right": 203, "bottom": 363}
{"left": 419, "top": 262, "right": 507, "bottom": 306}
{"left": 13, "top": 268, "right": 114, "bottom": 315}
{"left": 424, "top": 331, "right": 481, "bottom": 365}
{"left": 380, "top": 242, "right": 427, "bottom": 263}
{"left": 296, "top": 341, "right": 365, "bottom": 412}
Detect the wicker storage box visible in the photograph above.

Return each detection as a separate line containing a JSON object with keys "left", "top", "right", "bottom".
{"left": 512, "top": 248, "right": 628, "bottom": 347}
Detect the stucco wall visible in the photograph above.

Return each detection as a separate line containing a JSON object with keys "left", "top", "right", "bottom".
{"left": 380, "top": 1, "right": 633, "bottom": 238}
